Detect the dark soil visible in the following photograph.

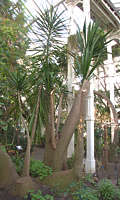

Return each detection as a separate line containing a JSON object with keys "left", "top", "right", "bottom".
{"left": 0, "top": 188, "right": 24, "bottom": 200}
{"left": 0, "top": 183, "right": 73, "bottom": 200}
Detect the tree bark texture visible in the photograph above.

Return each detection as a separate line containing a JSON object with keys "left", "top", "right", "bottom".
{"left": 102, "top": 125, "right": 108, "bottom": 169}
{"left": 52, "top": 81, "right": 89, "bottom": 170}
{"left": 73, "top": 122, "right": 84, "bottom": 179}
{"left": 30, "top": 86, "right": 42, "bottom": 146}
{"left": 22, "top": 133, "right": 31, "bottom": 177}
{"left": 73, "top": 91, "right": 87, "bottom": 179}
{"left": 43, "top": 125, "right": 55, "bottom": 166}
{"left": 43, "top": 92, "right": 56, "bottom": 166}
{"left": 18, "top": 92, "right": 30, "bottom": 177}
{"left": 50, "top": 90, "right": 56, "bottom": 149}
{"left": 56, "top": 94, "right": 63, "bottom": 135}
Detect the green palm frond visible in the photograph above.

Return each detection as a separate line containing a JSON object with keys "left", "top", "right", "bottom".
{"left": 75, "top": 21, "right": 112, "bottom": 82}
{"left": 32, "top": 5, "right": 66, "bottom": 58}
{"left": 6, "top": 68, "right": 28, "bottom": 92}
{"left": 77, "top": 27, "right": 84, "bottom": 53}
{"left": 30, "top": 5, "right": 67, "bottom": 92}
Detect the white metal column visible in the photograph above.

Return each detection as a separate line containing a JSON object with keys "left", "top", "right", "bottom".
{"left": 67, "top": 53, "right": 75, "bottom": 158}
{"left": 67, "top": 4, "right": 75, "bottom": 158}
{"left": 107, "top": 43, "right": 115, "bottom": 143}
{"left": 83, "top": 0, "right": 95, "bottom": 173}
{"left": 85, "top": 79, "right": 95, "bottom": 173}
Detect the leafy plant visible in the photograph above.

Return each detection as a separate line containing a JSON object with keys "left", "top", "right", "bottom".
{"left": 74, "top": 22, "right": 111, "bottom": 82}
{"left": 11, "top": 154, "right": 24, "bottom": 174}
{"left": 72, "top": 187, "right": 98, "bottom": 200}
{"left": 98, "top": 179, "right": 116, "bottom": 200}
{"left": 115, "top": 189, "right": 120, "bottom": 200}
{"left": 25, "top": 190, "right": 54, "bottom": 200}
{"left": 62, "top": 181, "right": 84, "bottom": 197}
{"left": 32, "top": 5, "right": 67, "bottom": 93}
{"left": 84, "top": 173, "right": 96, "bottom": 186}
{"left": 11, "top": 156, "right": 53, "bottom": 178}
{"left": 30, "top": 159, "right": 53, "bottom": 180}
{"left": 0, "top": 145, "right": 6, "bottom": 153}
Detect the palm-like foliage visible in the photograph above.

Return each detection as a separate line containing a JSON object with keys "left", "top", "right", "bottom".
{"left": 6, "top": 69, "right": 28, "bottom": 92}
{"left": 74, "top": 22, "right": 111, "bottom": 82}
{"left": 32, "top": 5, "right": 67, "bottom": 92}
{"left": 4, "top": 67, "right": 28, "bottom": 122}
{"left": 33, "top": 5, "right": 66, "bottom": 56}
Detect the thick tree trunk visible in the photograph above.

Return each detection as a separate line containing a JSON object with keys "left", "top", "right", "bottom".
{"left": 18, "top": 92, "right": 30, "bottom": 177}
{"left": 102, "top": 125, "right": 108, "bottom": 169}
{"left": 52, "top": 81, "right": 89, "bottom": 170}
{"left": 44, "top": 92, "right": 56, "bottom": 166}
{"left": 30, "top": 86, "right": 41, "bottom": 146}
{"left": 50, "top": 90, "right": 56, "bottom": 149}
{"left": 22, "top": 133, "right": 31, "bottom": 177}
{"left": 43, "top": 126, "right": 55, "bottom": 166}
{"left": 73, "top": 92, "right": 87, "bottom": 179}
{"left": 56, "top": 94, "right": 63, "bottom": 135}
{"left": 73, "top": 121, "right": 84, "bottom": 179}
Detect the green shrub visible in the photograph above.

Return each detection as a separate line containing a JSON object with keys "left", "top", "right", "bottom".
{"left": 0, "top": 145, "right": 6, "bottom": 153}
{"left": 30, "top": 159, "right": 53, "bottom": 180}
{"left": 98, "top": 179, "right": 116, "bottom": 200}
{"left": 11, "top": 156, "right": 53, "bottom": 179}
{"left": 115, "top": 189, "right": 120, "bottom": 200}
{"left": 25, "top": 190, "right": 54, "bottom": 200}
{"left": 72, "top": 187, "right": 98, "bottom": 200}
{"left": 84, "top": 173, "right": 96, "bottom": 185}
{"left": 11, "top": 154, "right": 24, "bottom": 174}
{"left": 67, "top": 181, "right": 84, "bottom": 192}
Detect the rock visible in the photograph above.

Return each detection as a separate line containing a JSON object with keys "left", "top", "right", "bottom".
{"left": 0, "top": 149, "right": 19, "bottom": 188}
{"left": 12, "top": 176, "right": 37, "bottom": 197}
{"left": 37, "top": 169, "right": 76, "bottom": 190}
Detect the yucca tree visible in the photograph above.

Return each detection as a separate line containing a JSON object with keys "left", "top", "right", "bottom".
{"left": 31, "top": 4, "right": 111, "bottom": 171}
{"left": 5, "top": 68, "right": 31, "bottom": 176}
{"left": 5, "top": 63, "right": 46, "bottom": 176}
{"left": 31, "top": 5, "right": 67, "bottom": 165}
{"left": 72, "top": 22, "right": 111, "bottom": 178}
{"left": 51, "top": 22, "right": 111, "bottom": 171}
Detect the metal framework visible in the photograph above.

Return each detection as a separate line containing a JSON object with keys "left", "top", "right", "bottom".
{"left": 65, "top": 0, "right": 120, "bottom": 30}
